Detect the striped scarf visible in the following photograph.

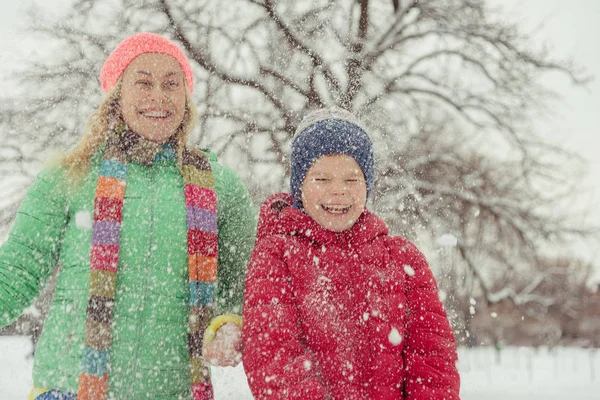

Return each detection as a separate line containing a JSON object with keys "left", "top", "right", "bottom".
{"left": 77, "top": 126, "right": 218, "bottom": 400}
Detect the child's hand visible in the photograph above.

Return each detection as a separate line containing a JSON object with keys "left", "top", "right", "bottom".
{"left": 203, "top": 322, "right": 242, "bottom": 367}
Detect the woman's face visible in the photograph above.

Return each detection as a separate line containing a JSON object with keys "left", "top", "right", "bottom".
{"left": 119, "top": 53, "right": 187, "bottom": 143}
{"left": 301, "top": 154, "right": 367, "bottom": 232}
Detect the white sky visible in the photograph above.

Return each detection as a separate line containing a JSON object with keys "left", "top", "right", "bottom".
{"left": 491, "top": 0, "right": 600, "bottom": 281}
{"left": 493, "top": 0, "right": 600, "bottom": 212}
{"left": 0, "top": 0, "right": 599, "bottom": 278}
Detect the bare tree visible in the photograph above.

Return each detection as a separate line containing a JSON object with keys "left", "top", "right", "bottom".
{"left": 470, "top": 258, "right": 600, "bottom": 347}
{"left": 372, "top": 113, "right": 596, "bottom": 343}
{"left": 0, "top": 0, "right": 597, "bottom": 341}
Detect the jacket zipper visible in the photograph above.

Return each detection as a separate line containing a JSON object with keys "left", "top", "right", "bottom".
{"left": 128, "top": 165, "right": 156, "bottom": 397}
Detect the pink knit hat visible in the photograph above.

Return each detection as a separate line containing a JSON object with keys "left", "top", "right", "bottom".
{"left": 100, "top": 32, "right": 194, "bottom": 93}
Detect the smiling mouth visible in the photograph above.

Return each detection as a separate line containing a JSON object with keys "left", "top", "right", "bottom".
{"left": 138, "top": 109, "right": 173, "bottom": 119}
{"left": 321, "top": 204, "right": 351, "bottom": 214}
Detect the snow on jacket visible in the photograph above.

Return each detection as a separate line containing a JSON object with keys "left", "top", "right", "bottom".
{"left": 242, "top": 193, "right": 460, "bottom": 400}
{"left": 0, "top": 148, "right": 256, "bottom": 399}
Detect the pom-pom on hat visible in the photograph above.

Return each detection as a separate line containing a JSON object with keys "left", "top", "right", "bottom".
{"left": 100, "top": 32, "right": 194, "bottom": 93}
{"left": 290, "top": 107, "right": 374, "bottom": 209}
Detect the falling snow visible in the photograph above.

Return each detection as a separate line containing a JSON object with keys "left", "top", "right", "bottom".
{"left": 403, "top": 264, "right": 415, "bottom": 276}
{"left": 74, "top": 210, "right": 92, "bottom": 229}
{"left": 388, "top": 327, "right": 403, "bottom": 346}
{"left": 436, "top": 234, "right": 458, "bottom": 247}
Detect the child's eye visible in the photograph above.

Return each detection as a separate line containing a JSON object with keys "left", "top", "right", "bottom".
{"left": 345, "top": 178, "right": 363, "bottom": 184}
{"left": 313, "top": 178, "right": 330, "bottom": 183}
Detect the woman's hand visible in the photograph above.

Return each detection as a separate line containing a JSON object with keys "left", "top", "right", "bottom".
{"left": 203, "top": 322, "right": 242, "bottom": 367}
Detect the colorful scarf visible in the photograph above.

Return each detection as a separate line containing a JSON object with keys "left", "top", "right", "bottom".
{"left": 77, "top": 126, "right": 218, "bottom": 400}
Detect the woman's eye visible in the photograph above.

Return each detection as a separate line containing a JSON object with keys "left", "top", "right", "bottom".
{"left": 164, "top": 80, "right": 180, "bottom": 89}
{"left": 135, "top": 80, "right": 152, "bottom": 88}
{"left": 313, "top": 178, "right": 329, "bottom": 182}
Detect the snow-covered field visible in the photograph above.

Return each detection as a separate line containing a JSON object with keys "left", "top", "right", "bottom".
{"left": 1, "top": 336, "right": 598, "bottom": 399}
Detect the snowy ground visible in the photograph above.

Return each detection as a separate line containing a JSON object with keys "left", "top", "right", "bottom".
{"left": 1, "top": 336, "right": 598, "bottom": 399}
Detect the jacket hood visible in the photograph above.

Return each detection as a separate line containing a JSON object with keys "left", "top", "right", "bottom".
{"left": 256, "top": 193, "right": 388, "bottom": 247}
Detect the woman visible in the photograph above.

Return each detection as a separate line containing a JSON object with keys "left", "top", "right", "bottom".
{"left": 0, "top": 33, "right": 256, "bottom": 400}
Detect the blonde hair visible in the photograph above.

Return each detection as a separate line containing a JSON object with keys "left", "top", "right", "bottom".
{"left": 61, "top": 78, "right": 198, "bottom": 181}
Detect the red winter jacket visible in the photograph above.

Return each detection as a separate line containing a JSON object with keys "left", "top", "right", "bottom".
{"left": 242, "top": 193, "right": 460, "bottom": 400}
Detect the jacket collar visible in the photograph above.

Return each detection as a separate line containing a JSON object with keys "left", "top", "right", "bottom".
{"left": 257, "top": 193, "right": 388, "bottom": 247}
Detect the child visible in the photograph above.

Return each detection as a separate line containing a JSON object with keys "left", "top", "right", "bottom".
{"left": 0, "top": 33, "right": 256, "bottom": 400}
{"left": 242, "top": 108, "right": 460, "bottom": 399}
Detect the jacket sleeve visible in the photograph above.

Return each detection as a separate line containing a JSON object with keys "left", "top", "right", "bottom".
{"left": 0, "top": 167, "right": 69, "bottom": 327}
{"left": 242, "top": 236, "right": 328, "bottom": 400}
{"left": 392, "top": 238, "right": 460, "bottom": 400}
{"left": 213, "top": 162, "right": 257, "bottom": 316}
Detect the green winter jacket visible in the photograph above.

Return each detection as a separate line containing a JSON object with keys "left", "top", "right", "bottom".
{"left": 0, "top": 148, "right": 256, "bottom": 399}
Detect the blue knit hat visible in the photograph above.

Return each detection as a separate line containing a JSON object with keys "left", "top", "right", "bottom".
{"left": 290, "top": 107, "right": 374, "bottom": 208}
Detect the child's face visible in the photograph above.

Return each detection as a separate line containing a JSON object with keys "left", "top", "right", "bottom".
{"left": 301, "top": 154, "right": 367, "bottom": 232}
{"left": 119, "top": 53, "right": 187, "bottom": 143}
